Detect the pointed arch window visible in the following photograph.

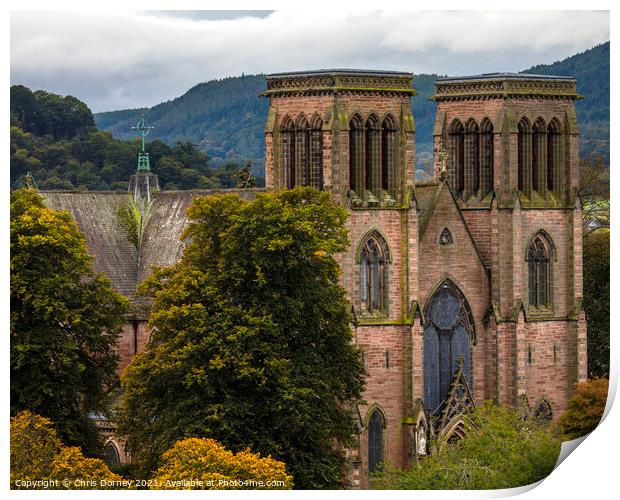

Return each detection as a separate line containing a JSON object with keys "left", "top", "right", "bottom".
{"left": 365, "top": 115, "right": 381, "bottom": 198}
{"left": 310, "top": 115, "right": 324, "bottom": 190}
{"left": 368, "top": 409, "right": 385, "bottom": 473}
{"left": 532, "top": 118, "right": 546, "bottom": 193}
{"left": 279, "top": 114, "right": 323, "bottom": 190}
{"left": 547, "top": 119, "right": 561, "bottom": 193}
{"left": 448, "top": 120, "right": 465, "bottom": 197}
{"left": 105, "top": 442, "right": 120, "bottom": 468}
{"left": 280, "top": 116, "right": 296, "bottom": 189}
{"left": 349, "top": 115, "right": 364, "bottom": 193}
{"left": 464, "top": 119, "right": 479, "bottom": 199}
{"left": 381, "top": 115, "right": 398, "bottom": 200}
{"left": 527, "top": 234, "right": 552, "bottom": 307}
{"left": 518, "top": 118, "right": 532, "bottom": 194}
{"left": 359, "top": 234, "right": 389, "bottom": 315}
{"left": 423, "top": 281, "right": 474, "bottom": 414}
{"left": 480, "top": 119, "right": 494, "bottom": 197}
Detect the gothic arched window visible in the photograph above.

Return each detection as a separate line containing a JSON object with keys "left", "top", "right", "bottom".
{"left": 480, "top": 118, "right": 494, "bottom": 197}
{"left": 280, "top": 116, "right": 295, "bottom": 189}
{"left": 527, "top": 233, "right": 552, "bottom": 307}
{"left": 423, "top": 281, "right": 474, "bottom": 414}
{"left": 295, "top": 115, "right": 310, "bottom": 187}
{"left": 359, "top": 234, "right": 389, "bottom": 315}
{"left": 365, "top": 115, "right": 381, "bottom": 198}
{"left": 448, "top": 119, "right": 465, "bottom": 197}
{"left": 547, "top": 119, "right": 561, "bottom": 193}
{"left": 381, "top": 115, "right": 398, "bottom": 199}
{"left": 532, "top": 118, "right": 546, "bottom": 193}
{"left": 349, "top": 114, "right": 364, "bottom": 193}
{"left": 105, "top": 442, "right": 120, "bottom": 468}
{"left": 518, "top": 118, "right": 532, "bottom": 194}
{"left": 367, "top": 409, "right": 385, "bottom": 473}
{"left": 464, "top": 119, "right": 479, "bottom": 198}
{"left": 310, "top": 114, "right": 324, "bottom": 190}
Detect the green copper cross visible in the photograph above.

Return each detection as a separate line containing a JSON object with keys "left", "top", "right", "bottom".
{"left": 132, "top": 115, "right": 155, "bottom": 153}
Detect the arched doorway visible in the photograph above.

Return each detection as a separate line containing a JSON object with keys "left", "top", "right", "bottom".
{"left": 104, "top": 441, "right": 121, "bottom": 468}
{"left": 423, "top": 281, "right": 474, "bottom": 415}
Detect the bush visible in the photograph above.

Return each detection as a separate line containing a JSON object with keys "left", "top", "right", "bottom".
{"left": 558, "top": 378, "right": 608, "bottom": 440}
{"left": 10, "top": 411, "right": 123, "bottom": 489}
{"left": 153, "top": 438, "right": 293, "bottom": 490}
{"left": 372, "top": 402, "right": 561, "bottom": 490}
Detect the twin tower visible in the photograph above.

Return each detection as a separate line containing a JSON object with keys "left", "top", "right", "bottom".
{"left": 262, "top": 69, "right": 587, "bottom": 488}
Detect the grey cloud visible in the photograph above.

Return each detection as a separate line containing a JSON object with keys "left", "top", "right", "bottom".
{"left": 10, "top": 10, "right": 610, "bottom": 112}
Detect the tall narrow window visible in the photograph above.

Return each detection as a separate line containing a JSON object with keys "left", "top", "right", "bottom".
{"left": 365, "top": 115, "right": 381, "bottom": 198}
{"left": 480, "top": 118, "right": 494, "bottom": 198}
{"left": 448, "top": 120, "right": 465, "bottom": 197}
{"left": 359, "top": 233, "right": 389, "bottom": 315}
{"left": 368, "top": 410, "right": 385, "bottom": 473}
{"left": 280, "top": 116, "right": 295, "bottom": 189}
{"left": 464, "top": 119, "right": 479, "bottom": 199}
{"left": 310, "top": 115, "right": 324, "bottom": 190}
{"left": 527, "top": 234, "right": 552, "bottom": 307}
{"left": 532, "top": 118, "right": 546, "bottom": 193}
{"left": 349, "top": 114, "right": 364, "bottom": 193}
{"left": 547, "top": 119, "right": 561, "bottom": 193}
{"left": 295, "top": 115, "right": 310, "bottom": 187}
{"left": 518, "top": 118, "right": 532, "bottom": 194}
{"left": 381, "top": 115, "right": 398, "bottom": 200}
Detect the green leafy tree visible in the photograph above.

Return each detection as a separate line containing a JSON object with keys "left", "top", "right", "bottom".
{"left": 372, "top": 403, "right": 561, "bottom": 490}
{"left": 116, "top": 187, "right": 365, "bottom": 488}
{"left": 583, "top": 228, "right": 609, "bottom": 377}
{"left": 10, "top": 189, "right": 129, "bottom": 456}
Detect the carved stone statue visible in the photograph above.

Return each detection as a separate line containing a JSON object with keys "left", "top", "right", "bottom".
{"left": 417, "top": 425, "right": 427, "bottom": 456}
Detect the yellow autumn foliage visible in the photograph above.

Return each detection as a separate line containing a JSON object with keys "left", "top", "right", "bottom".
{"left": 10, "top": 411, "right": 124, "bottom": 490}
{"left": 153, "top": 438, "right": 293, "bottom": 490}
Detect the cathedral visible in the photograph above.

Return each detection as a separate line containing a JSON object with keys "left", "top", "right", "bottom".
{"left": 42, "top": 69, "right": 587, "bottom": 488}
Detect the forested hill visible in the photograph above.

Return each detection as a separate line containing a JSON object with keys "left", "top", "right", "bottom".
{"left": 523, "top": 42, "right": 609, "bottom": 164}
{"left": 94, "top": 74, "right": 438, "bottom": 173}
{"left": 94, "top": 42, "right": 609, "bottom": 175}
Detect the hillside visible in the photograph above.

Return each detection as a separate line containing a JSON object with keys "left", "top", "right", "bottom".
{"left": 91, "top": 42, "right": 609, "bottom": 176}
{"left": 523, "top": 42, "right": 609, "bottom": 164}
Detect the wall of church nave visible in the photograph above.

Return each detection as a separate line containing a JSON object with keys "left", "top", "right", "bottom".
{"left": 117, "top": 321, "right": 150, "bottom": 375}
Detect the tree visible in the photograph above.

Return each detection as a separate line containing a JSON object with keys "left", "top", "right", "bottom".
{"left": 372, "top": 403, "right": 561, "bottom": 490}
{"left": 153, "top": 438, "right": 293, "bottom": 490}
{"left": 583, "top": 228, "right": 609, "bottom": 377}
{"left": 117, "top": 187, "right": 365, "bottom": 488}
{"left": 579, "top": 156, "right": 609, "bottom": 229}
{"left": 10, "top": 189, "right": 129, "bottom": 456}
{"left": 11, "top": 411, "right": 124, "bottom": 489}
{"left": 558, "top": 378, "right": 608, "bottom": 441}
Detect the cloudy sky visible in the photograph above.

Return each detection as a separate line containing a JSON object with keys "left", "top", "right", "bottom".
{"left": 10, "top": 10, "right": 610, "bottom": 113}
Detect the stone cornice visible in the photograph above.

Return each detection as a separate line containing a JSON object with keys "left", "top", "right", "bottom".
{"left": 433, "top": 78, "right": 582, "bottom": 102}
{"left": 261, "top": 71, "right": 416, "bottom": 97}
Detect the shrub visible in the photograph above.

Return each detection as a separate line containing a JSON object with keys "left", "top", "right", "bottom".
{"left": 153, "top": 438, "right": 293, "bottom": 490}
{"left": 558, "top": 378, "right": 609, "bottom": 440}
{"left": 372, "top": 402, "right": 561, "bottom": 490}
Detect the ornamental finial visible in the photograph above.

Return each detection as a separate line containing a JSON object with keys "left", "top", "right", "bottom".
{"left": 131, "top": 115, "right": 155, "bottom": 173}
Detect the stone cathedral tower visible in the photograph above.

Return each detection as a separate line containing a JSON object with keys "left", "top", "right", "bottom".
{"left": 262, "top": 70, "right": 587, "bottom": 488}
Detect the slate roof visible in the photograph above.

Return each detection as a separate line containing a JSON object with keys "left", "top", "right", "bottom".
{"left": 413, "top": 182, "right": 443, "bottom": 237}
{"left": 42, "top": 189, "right": 262, "bottom": 317}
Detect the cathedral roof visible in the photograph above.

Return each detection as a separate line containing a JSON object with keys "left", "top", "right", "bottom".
{"left": 42, "top": 189, "right": 261, "bottom": 318}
